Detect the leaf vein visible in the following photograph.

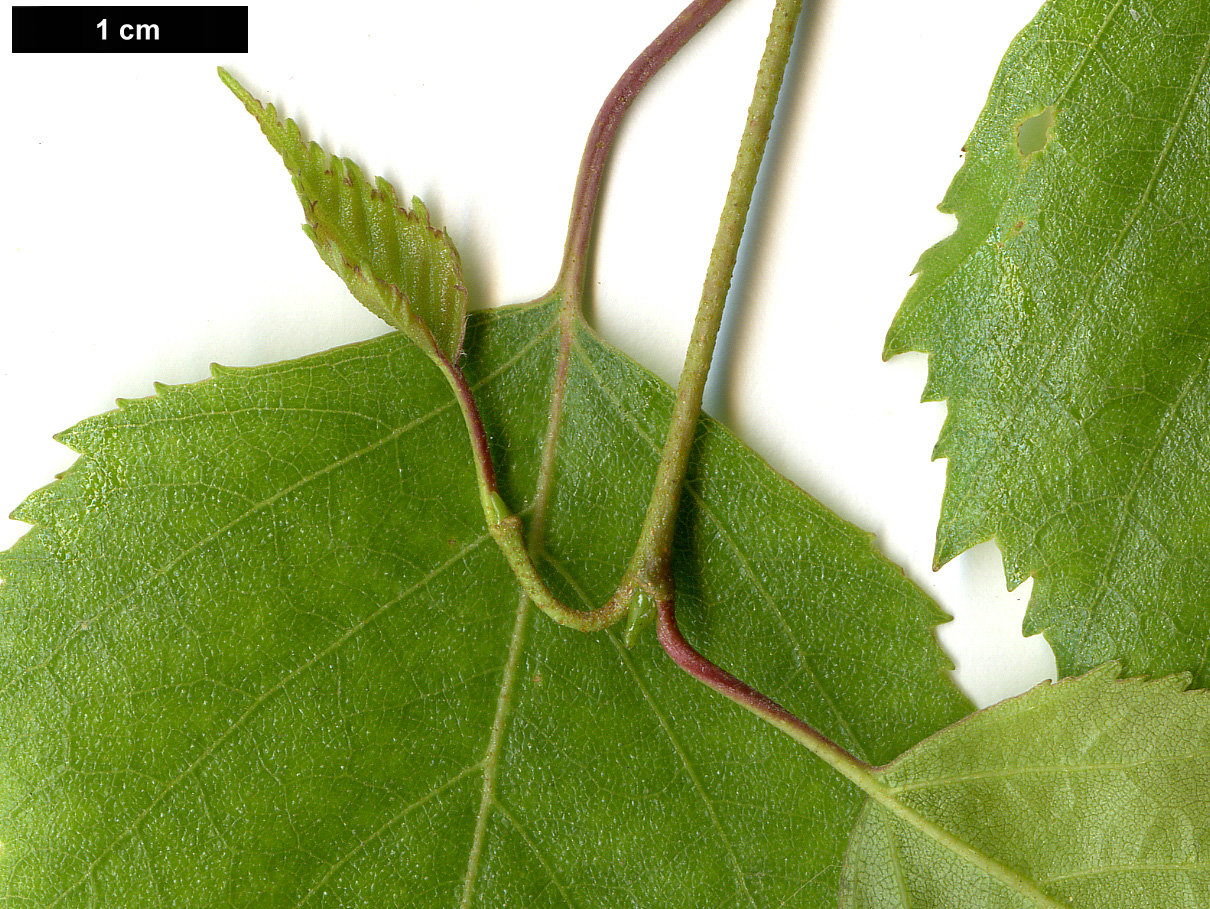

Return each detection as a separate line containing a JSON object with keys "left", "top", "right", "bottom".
{"left": 1053, "top": 0, "right": 1127, "bottom": 104}
{"left": 886, "top": 815, "right": 916, "bottom": 909}
{"left": 937, "top": 23, "right": 1210, "bottom": 599}
{"left": 572, "top": 335, "right": 874, "bottom": 760}
{"left": 295, "top": 764, "right": 481, "bottom": 908}
{"left": 1082, "top": 339, "right": 1210, "bottom": 625}
{"left": 459, "top": 591, "right": 532, "bottom": 909}
{"left": 1039, "top": 860, "right": 1210, "bottom": 885}
{"left": 890, "top": 749, "right": 1207, "bottom": 793}
{"left": 493, "top": 800, "right": 579, "bottom": 909}
{"left": 607, "top": 635, "right": 759, "bottom": 909}
{"left": 2, "top": 323, "right": 552, "bottom": 699}
{"left": 115, "top": 404, "right": 396, "bottom": 432}
{"left": 44, "top": 529, "right": 493, "bottom": 908}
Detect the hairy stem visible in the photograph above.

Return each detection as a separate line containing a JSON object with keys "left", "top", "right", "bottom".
{"left": 461, "top": 0, "right": 739, "bottom": 632}
{"left": 438, "top": 360, "right": 500, "bottom": 506}
{"left": 555, "top": 0, "right": 737, "bottom": 310}
{"left": 469, "top": 0, "right": 800, "bottom": 636}
{"left": 620, "top": 0, "right": 804, "bottom": 642}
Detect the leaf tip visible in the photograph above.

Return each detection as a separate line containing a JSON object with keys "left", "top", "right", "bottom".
{"left": 217, "top": 65, "right": 252, "bottom": 108}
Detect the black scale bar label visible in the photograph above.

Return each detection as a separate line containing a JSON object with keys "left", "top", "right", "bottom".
{"left": 13, "top": 6, "right": 249, "bottom": 53}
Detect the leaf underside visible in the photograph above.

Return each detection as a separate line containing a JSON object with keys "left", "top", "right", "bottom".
{"left": 841, "top": 665, "right": 1210, "bottom": 908}
{"left": 886, "top": 0, "right": 1210, "bottom": 684}
{"left": 0, "top": 302, "right": 969, "bottom": 907}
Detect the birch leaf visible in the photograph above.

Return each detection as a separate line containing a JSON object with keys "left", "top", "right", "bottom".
{"left": 885, "top": 0, "right": 1210, "bottom": 685}
{"left": 220, "top": 68, "right": 469, "bottom": 363}
{"left": 0, "top": 302, "right": 968, "bottom": 906}
{"left": 841, "top": 665, "right": 1210, "bottom": 908}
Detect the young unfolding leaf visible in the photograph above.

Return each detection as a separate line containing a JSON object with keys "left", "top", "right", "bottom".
{"left": 0, "top": 303, "right": 968, "bottom": 906}
{"left": 886, "top": 1, "right": 1210, "bottom": 685}
{"left": 841, "top": 664, "right": 1210, "bottom": 908}
{"left": 220, "top": 68, "right": 468, "bottom": 364}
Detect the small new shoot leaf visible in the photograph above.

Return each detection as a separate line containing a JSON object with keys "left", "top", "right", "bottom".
{"left": 219, "top": 67, "right": 468, "bottom": 364}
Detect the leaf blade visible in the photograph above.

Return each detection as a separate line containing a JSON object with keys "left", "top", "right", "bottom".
{"left": 0, "top": 302, "right": 969, "bottom": 906}
{"left": 220, "top": 68, "right": 469, "bottom": 362}
{"left": 841, "top": 665, "right": 1210, "bottom": 908}
{"left": 885, "top": 0, "right": 1210, "bottom": 685}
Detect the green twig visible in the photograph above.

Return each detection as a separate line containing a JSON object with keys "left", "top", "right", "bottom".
{"left": 467, "top": 0, "right": 807, "bottom": 638}
{"left": 618, "top": 0, "right": 804, "bottom": 642}
{"left": 448, "top": 0, "right": 738, "bottom": 632}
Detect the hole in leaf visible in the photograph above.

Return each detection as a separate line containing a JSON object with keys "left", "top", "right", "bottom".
{"left": 1016, "top": 106, "right": 1054, "bottom": 156}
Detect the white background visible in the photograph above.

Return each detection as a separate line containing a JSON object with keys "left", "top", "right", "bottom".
{"left": 3, "top": 0, "right": 1055, "bottom": 708}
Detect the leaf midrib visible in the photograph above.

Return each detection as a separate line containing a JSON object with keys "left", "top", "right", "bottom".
{"left": 456, "top": 299, "right": 572, "bottom": 908}
{"left": 459, "top": 592, "right": 533, "bottom": 909}
{"left": 24, "top": 308, "right": 556, "bottom": 904}
{"left": 864, "top": 790, "right": 1068, "bottom": 909}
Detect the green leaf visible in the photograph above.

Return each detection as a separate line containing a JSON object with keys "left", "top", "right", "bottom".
{"left": 0, "top": 301, "right": 969, "bottom": 906}
{"left": 840, "top": 664, "right": 1210, "bottom": 908}
{"left": 219, "top": 68, "right": 469, "bottom": 363}
{"left": 885, "top": 0, "right": 1210, "bottom": 686}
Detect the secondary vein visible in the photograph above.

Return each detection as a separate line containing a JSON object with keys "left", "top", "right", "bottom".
{"left": 609, "top": 635, "right": 759, "bottom": 909}
{"left": 46, "top": 530, "right": 494, "bottom": 909}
